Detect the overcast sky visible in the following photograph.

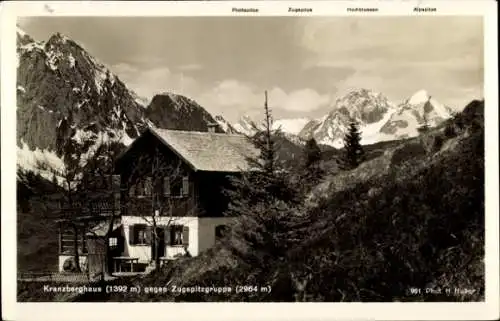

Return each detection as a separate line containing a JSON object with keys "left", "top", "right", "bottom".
{"left": 18, "top": 17, "right": 483, "bottom": 123}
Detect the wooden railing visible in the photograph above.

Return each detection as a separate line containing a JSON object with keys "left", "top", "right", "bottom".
{"left": 123, "top": 196, "right": 198, "bottom": 217}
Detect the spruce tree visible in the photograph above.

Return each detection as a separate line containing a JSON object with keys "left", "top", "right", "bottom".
{"left": 338, "top": 120, "right": 364, "bottom": 170}
{"left": 224, "top": 91, "right": 303, "bottom": 280}
{"left": 304, "top": 138, "right": 321, "bottom": 168}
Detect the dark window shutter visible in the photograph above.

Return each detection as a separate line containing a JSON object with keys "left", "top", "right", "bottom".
{"left": 164, "top": 226, "right": 171, "bottom": 245}
{"left": 182, "top": 176, "right": 189, "bottom": 196}
{"left": 145, "top": 226, "right": 152, "bottom": 245}
{"left": 136, "top": 181, "right": 143, "bottom": 196}
{"left": 118, "top": 234, "right": 125, "bottom": 252}
{"left": 129, "top": 225, "right": 135, "bottom": 245}
{"left": 182, "top": 226, "right": 189, "bottom": 245}
{"left": 145, "top": 177, "right": 152, "bottom": 196}
{"left": 163, "top": 177, "right": 170, "bottom": 196}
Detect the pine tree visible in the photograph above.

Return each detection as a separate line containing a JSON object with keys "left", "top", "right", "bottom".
{"left": 338, "top": 120, "right": 364, "bottom": 170}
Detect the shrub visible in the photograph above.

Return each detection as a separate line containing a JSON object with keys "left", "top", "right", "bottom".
{"left": 444, "top": 122, "right": 457, "bottom": 138}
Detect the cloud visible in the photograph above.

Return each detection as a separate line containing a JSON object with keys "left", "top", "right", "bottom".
{"left": 177, "top": 64, "right": 204, "bottom": 72}
{"left": 197, "top": 80, "right": 329, "bottom": 122}
{"left": 300, "top": 17, "right": 482, "bottom": 62}
{"left": 110, "top": 63, "right": 200, "bottom": 99}
{"left": 299, "top": 17, "right": 483, "bottom": 102}
{"left": 268, "top": 88, "right": 330, "bottom": 112}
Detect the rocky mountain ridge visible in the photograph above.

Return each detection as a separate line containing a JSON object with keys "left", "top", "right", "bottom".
{"left": 16, "top": 27, "right": 230, "bottom": 180}
{"left": 232, "top": 88, "right": 454, "bottom": 148}
{"left": 301, "top": 89, "right": 455, "bottom": 148}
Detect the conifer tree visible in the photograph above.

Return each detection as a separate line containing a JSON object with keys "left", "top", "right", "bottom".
{"left": 224, "top": 91, "right": 303, "bottom": 276}
{"left": 338, "top": 120, "right": 364, "bottom": 170}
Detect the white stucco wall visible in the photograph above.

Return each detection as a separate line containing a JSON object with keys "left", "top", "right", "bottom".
{"left": 121, "top": 216, "right": 199, "bottom": 263}
{"left": 197, "top": 217, "right": 235, "bottom": 253}
{"left": 58, "top": 254, "right": 88, "bottom": 272}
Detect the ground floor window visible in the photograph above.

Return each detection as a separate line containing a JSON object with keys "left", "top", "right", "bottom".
{"left": 169, "top": 225, "right": 189, "bottom": 246}
{"left": 109, "top": 237, "right": 118, "bottom": 248}
{"left": 129, "top": 224, "right": 150, "bottom": 245}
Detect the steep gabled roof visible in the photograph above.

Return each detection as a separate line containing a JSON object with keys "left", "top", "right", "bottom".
{"left": 146, "top": 128, "right": 259, "bottom": 172}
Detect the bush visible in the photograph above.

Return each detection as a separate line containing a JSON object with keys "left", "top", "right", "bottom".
{"left": 62, "top": 257, "right": 77, "bottom": 272}
{"left": 444, "top": 122, "right": 457, "bottom": 138}
{"left": 432, "top": 135, "right": 444, "bottom": 152}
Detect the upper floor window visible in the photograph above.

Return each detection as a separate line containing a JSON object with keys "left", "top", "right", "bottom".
{"left": 129, "top": 175, "right": 190, "bottom": 198}
{"left": 129, "top": 177, "right": 152, "bottom": 198}
{"left": 163, "top": 176, "right": 189, "bottom": 197}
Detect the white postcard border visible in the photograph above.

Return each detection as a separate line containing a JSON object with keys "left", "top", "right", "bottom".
{"left": 1, "top": 1, "right": 498, "bottom": 321}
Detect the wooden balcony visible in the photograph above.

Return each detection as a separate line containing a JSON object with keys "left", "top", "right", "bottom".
{"left": 122, "top": 195, "right": 199, "bottom": 217}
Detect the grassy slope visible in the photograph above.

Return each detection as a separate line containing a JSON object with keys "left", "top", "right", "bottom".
{"left": 77, "top": 100, "right": 484, "bottom": 302}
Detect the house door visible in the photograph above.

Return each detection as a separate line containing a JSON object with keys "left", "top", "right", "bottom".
{"left": 152, "top": 227, "right": 166, "bottom": 260}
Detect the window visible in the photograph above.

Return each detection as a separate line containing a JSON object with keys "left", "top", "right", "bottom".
{"left": 131, "top": 177, "right": 153, "bottom": 197}
{"left": 169, "top": 225, "right": 189, "bottom": 246}
{"left": 109, "top": 237, "right": 118, "bottom": 248}
{"left": 135, "top": 180, "right": 145, "bottom": 197}
{"left": 215, "top": 225, "right": 229, "bottom": 239}
{"left": 170, "top": 178, "right": 182, "bottom": 197}
{"left": 137, "top": 229, "right": 148, "bottom": 244}
{"left": 144, "top": 177, "right": 152, "bottom": 196}
{"left": 129, "top": 224, "right": 150, "bottom": 245}
{"left": 165, "top": 176, "right": 189, "bottom": 197}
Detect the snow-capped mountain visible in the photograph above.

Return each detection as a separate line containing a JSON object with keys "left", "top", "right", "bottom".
{"left": 298, "top": 89, "right": 453, "bottom": 148}
{"left": 234, "top": 115, "right": 311, "bottom": 137}
{"left": 299, "top": 89, "right": 397, "bottom": 147}
{"left": 16, "top": 27, "right": 231, "bottom": 182}
{"left": 17, "top": 27, "right": 144, "bottom": 179}
{"left": 379, "top": 89, "right": 454, "bottom": 141}
{"left": 233, "top": 115, "right": 257, "bottom": 136}
{"left": 272, "top": 118, "right": 311, "bottom": 135}
{"left": 214, "top": 115, "right": 239, "bottom": 134}
{"left": 232, "top": 115, "right": 309, "bottom": 145}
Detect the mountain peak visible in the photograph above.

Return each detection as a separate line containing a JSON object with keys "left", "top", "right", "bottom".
{"left": 47, "top": 32, "right": 71, "bottom": 46}
{"left": 407, "top": 89, "right": 431, "bottom": 105}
